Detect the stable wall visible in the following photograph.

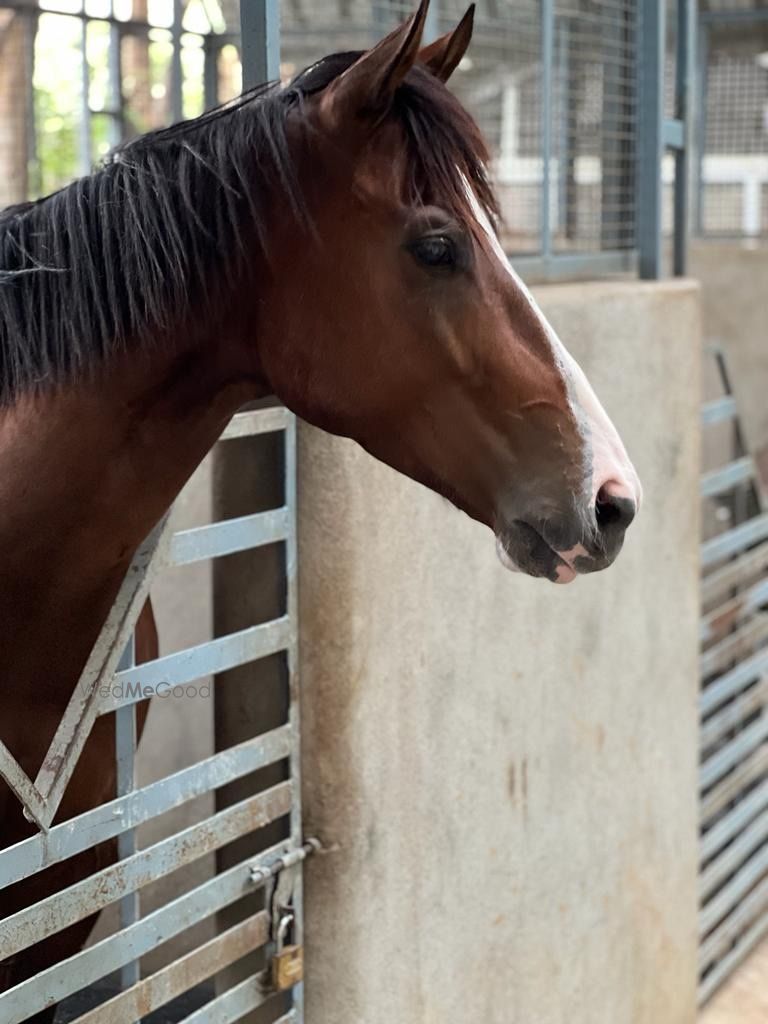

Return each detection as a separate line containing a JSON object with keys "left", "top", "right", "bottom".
{"left": 297, "top": 279, "right": 702, "bottom": 1024}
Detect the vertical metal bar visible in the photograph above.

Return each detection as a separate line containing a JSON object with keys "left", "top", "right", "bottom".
{"left": 557, "top": 17, "right": 570, "bottom": 238}
{"left": 694, "top": 23, "right": 708, "bottom": 237}
{"left": 115, "top": 636, "right": 139, "bottom": 990}
{"left": 673, "top": 0, "right": 695, "bottom": 275}
{"left": 79, "top": 17, "right": 92, "bottom": 175}
{"left": 203, "top": 36, "right": 219, "bottom": 110}
{"left": 25, "top": 10, "right": 40, "bottom": 197}
{"left": 170, "top": 0, "right": 184, "bottom": 122}
{"left": 108, "top": 0, "right": 124, "bottom": 146}
{"left": 540, "top": 0, "right": 555, "bottom": 264}
{"left": 637, "top": 0, "right": 664, "bottom": 279}
{"left": 240, "top": 0, "right": 280, "bottom": 90}
{"left": 284, "top": 414, "right": 303, "bottom": 1021}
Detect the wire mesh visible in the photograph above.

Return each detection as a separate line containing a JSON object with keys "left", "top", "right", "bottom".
{"left": 697, "top": 29, "right": 768, "bottom": 238}
{"left": 0, "top": 0, "right": 643, "bottom": 275}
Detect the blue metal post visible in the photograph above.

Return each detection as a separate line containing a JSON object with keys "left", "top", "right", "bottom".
{"left": 240, "top": 0, "right": 280, "bottom": 89}
{"left": 637, "top": 0, "right": 664, "bottom": 279}
{"left": 115, "top": 636, "right": 139, "bottom": 990}
{"left": 673, "top": 0, "right": 696, "bottom": 275}
{"left": 540, "top": 0, "right": 555, "bottom": 265}
{"left": 694, "top": 22, "right": 709, "bottom": 237}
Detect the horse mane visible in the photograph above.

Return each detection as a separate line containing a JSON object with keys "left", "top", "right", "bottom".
{"left": 0, "top": 54, "right": 497, "bottom": 405}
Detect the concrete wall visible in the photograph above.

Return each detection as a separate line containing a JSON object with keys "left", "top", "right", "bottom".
{"left": 690, "top": 241, "right": 768, "bottom": 478}
{"left": 297, "top": 279, "right": 702, "bottom": 1024}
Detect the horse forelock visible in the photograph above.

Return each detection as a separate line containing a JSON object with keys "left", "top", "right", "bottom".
{"left": 0, "top": 51, "right": 497, "bottom": 406}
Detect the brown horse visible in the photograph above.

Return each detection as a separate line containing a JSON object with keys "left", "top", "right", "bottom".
{"left": 0, "top": 0, "right": 640, "bottom": 1015}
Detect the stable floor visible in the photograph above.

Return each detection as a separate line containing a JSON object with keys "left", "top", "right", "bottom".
{"left": 700, "top": 937, "right": 768, "bottom": 1024}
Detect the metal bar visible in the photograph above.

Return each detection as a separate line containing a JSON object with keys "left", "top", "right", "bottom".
{"left": 101, "top": 617, "right": 291, "bottom": 712}
{"left": 171, "top": 508, "right": 290, "bottom": 566}
{"left": 0, "top": 840, "right": 293, "bottom": 1024}
{"left": 703, "top": 542, "right": 768, "bottom": 608}
{"left": 700, "top": 457, "right": 756, "bottom": 499}
{"left": 701, "top": 576, "right": 768, "bottom": 647}
{"left": 694, "top": 23, "right": 708, "bottom": 236}
{"left": 700, "top": 715, "right": 768, "bottom": 792}
{"left": 284, "top": 410, "right": 304, "bottom": 1018}
{"left": 700, "top": 841, "right": 768, "bottom": 937}
{"left": 203, "top": 34, "right": 219, "bottom": 110}
{"left": 170, "top": 0, "right": 183, "bottom": 122}
{"left": 31, "top": 516, "right": 172, "bottom": 828}
{"left": 539, "top": 0, "right": 554, "bottom": 264}
{"left": 219, "top": 407, "right": 290, "bottom": 440}
{"left": 107, "top": 0, "right": 123, "bottom": 147}
{"left": 79, "top": 16, "right": 91, "bottom": 175}
{"left": 663, "top": 119, "right": 684, "bottom": 150}
{"left": 701, "top": 615, "right": 768, "bottom": 678}
{"left": 700, "top": 8, "right": 768, "bottom": 23}
{"left": 672, "top": 0, "right": 695, "bottom": 276}
{"left": 0, "top": 740, "right": 47, "bottom": 830}
{"left": 240, "top": 0, "right": 280, "bottom": 89}
{"left": 699, "top": 909, "right": 768, "bottom": 1005}
{"left": 115, "top": 638, "right": 139, "bottom": 990}
{"left": 702, "top": 809, "right": 768, "bottom": 901}
{"left": 73, "top": 913, "right": 270, "bottom": 1024}
{"left": 701, "top": 647, "right": 768, "bottom": 717}
{"left": 511, "top": 249, "right": 638, "bottom": 283}
{"left": 702, "top": 766, "right": 768, "bottom": 851}
{"left": 2, "top": 783, "right": 293, "bottom": 959}
{"left": 636, "top": 0, "right": 664, "bottom": 279}
{"left": 0, "top": 726, "right": 292, "bottom": 890}
{"left": 700, "top": 871, "right": 768, "bottom": 971}
{"left": 701, "top": 395, "right": 737, "bottom": 427}
{"left": 701, "top": 677, "right": 768, "bottom": 751}
{"left": 180, "top": 987, "right": 297, "bottom": 1024}
{"left": 701, "top": 514, "right": 768, "bottom": 570}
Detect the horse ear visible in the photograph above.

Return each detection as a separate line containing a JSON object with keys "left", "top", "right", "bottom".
{"left": 321, "top": 0, "right": 430, "bottom": 126}
{"left": 418, "top": 5, "right": 475, "bottom": 83}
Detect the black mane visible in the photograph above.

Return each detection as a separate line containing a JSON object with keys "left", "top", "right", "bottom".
{"left": 0, "top": 54, "right": 496, "bottom": 405}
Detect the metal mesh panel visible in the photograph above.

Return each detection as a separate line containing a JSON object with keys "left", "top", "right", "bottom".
{"left": 697, "top": 33, "right": 768, "bottom": 237}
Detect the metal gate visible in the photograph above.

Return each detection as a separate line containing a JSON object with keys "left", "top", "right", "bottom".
{"left": 699, "top": 349, "right": 768, "bottom": 1002}
{"left": 0, "top": 407, "right": 309, "bottom": 1023}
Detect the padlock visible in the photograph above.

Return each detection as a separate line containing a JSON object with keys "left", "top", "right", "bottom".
{"left": 271, "top": 911, "right": 304, "bottom": 992}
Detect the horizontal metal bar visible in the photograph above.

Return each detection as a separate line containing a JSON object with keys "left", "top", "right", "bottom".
{"left": 703, "top": 542, "right": 768, "bottom": 608}
{"left": 700, "top": 647, "right": 768, "bottom": 717}
{"left": 0, "top": 725, "right": 292, "bottom": 891}
{"left": 701, "top": 396, "right": 737, "bottom": 427}
{"left": 700, "top": 870, "right": 768, "bottom": 971}
{"left": 511, "top": 249, "right": 637, "bottom": 283}
{"left": 699, "top": 900, "right": 768, "bottom": 1004}
{"left": 180, "top": 978, "right": 295, "bottom": 1024}
{"left": 700, "top": 840, "right": 768, "bottom": 936}
{"left": 701, "top": 807, "right": 768, "bottom": 901}
{"left": 700, "top": 457, "right": 755, "bottom": 499}
{"left": 701, "top": 581, "right": 768, "bottom": 647}
{"left": 219, "top": 407, "right": 290, "bottom": 441}
{"left": 700, "top": 715, "right": 768, "bottom": 791}
{"left": 702, "top": 749, "right": 768, "bottom": 833}
{"left": 171, "top": 509, "right": 289, "bottom": 566}
{"left": 663, "top": 118, "right": 685, "bottom": 150}
{"left": 3, "top": 783, "right": 293, "bottom": 958}
{"left": 101, "top": 617, "right": 291, "bottom": 713}
{"left": 700, "top": 7, "right": 768, "bottom": 23}
{"left": 701, "top": 616, "right": 768, "bottom": 678}
{"left": 73, "top": 912, "right": 269, "bottom": 1024}
{"left": 701, "top": 677, "right": 768, "bottom": 751}
{"left": 702, "top": 514, "right": 768, "bottom": 569}
{"left": 0, "top": 840, "right": 293, "bottom": 1024}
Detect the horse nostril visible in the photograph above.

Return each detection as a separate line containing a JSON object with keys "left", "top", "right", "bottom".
{"left": 595, "top": 486, "right": 636, "bottom": 534}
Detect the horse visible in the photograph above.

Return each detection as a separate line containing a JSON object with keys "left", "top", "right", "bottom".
{"left": 0, "top": 1, "right": 641, "bottom": 1016}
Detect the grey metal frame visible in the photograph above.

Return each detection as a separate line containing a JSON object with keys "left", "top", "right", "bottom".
{"left": 0, "top": 407, "right": 307, "bottom": 1022}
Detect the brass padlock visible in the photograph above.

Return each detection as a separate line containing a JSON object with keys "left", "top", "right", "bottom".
{"left": 271, "top": 912, "right": 304, "bottom": 992}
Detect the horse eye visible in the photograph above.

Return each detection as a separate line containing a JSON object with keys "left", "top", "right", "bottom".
{"left": 410, "top": 235, "right": 456, "bottom": 270}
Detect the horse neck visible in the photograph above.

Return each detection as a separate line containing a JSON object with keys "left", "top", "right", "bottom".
{"left": 0, "top": 331, "right": 263, "bottom": 720}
